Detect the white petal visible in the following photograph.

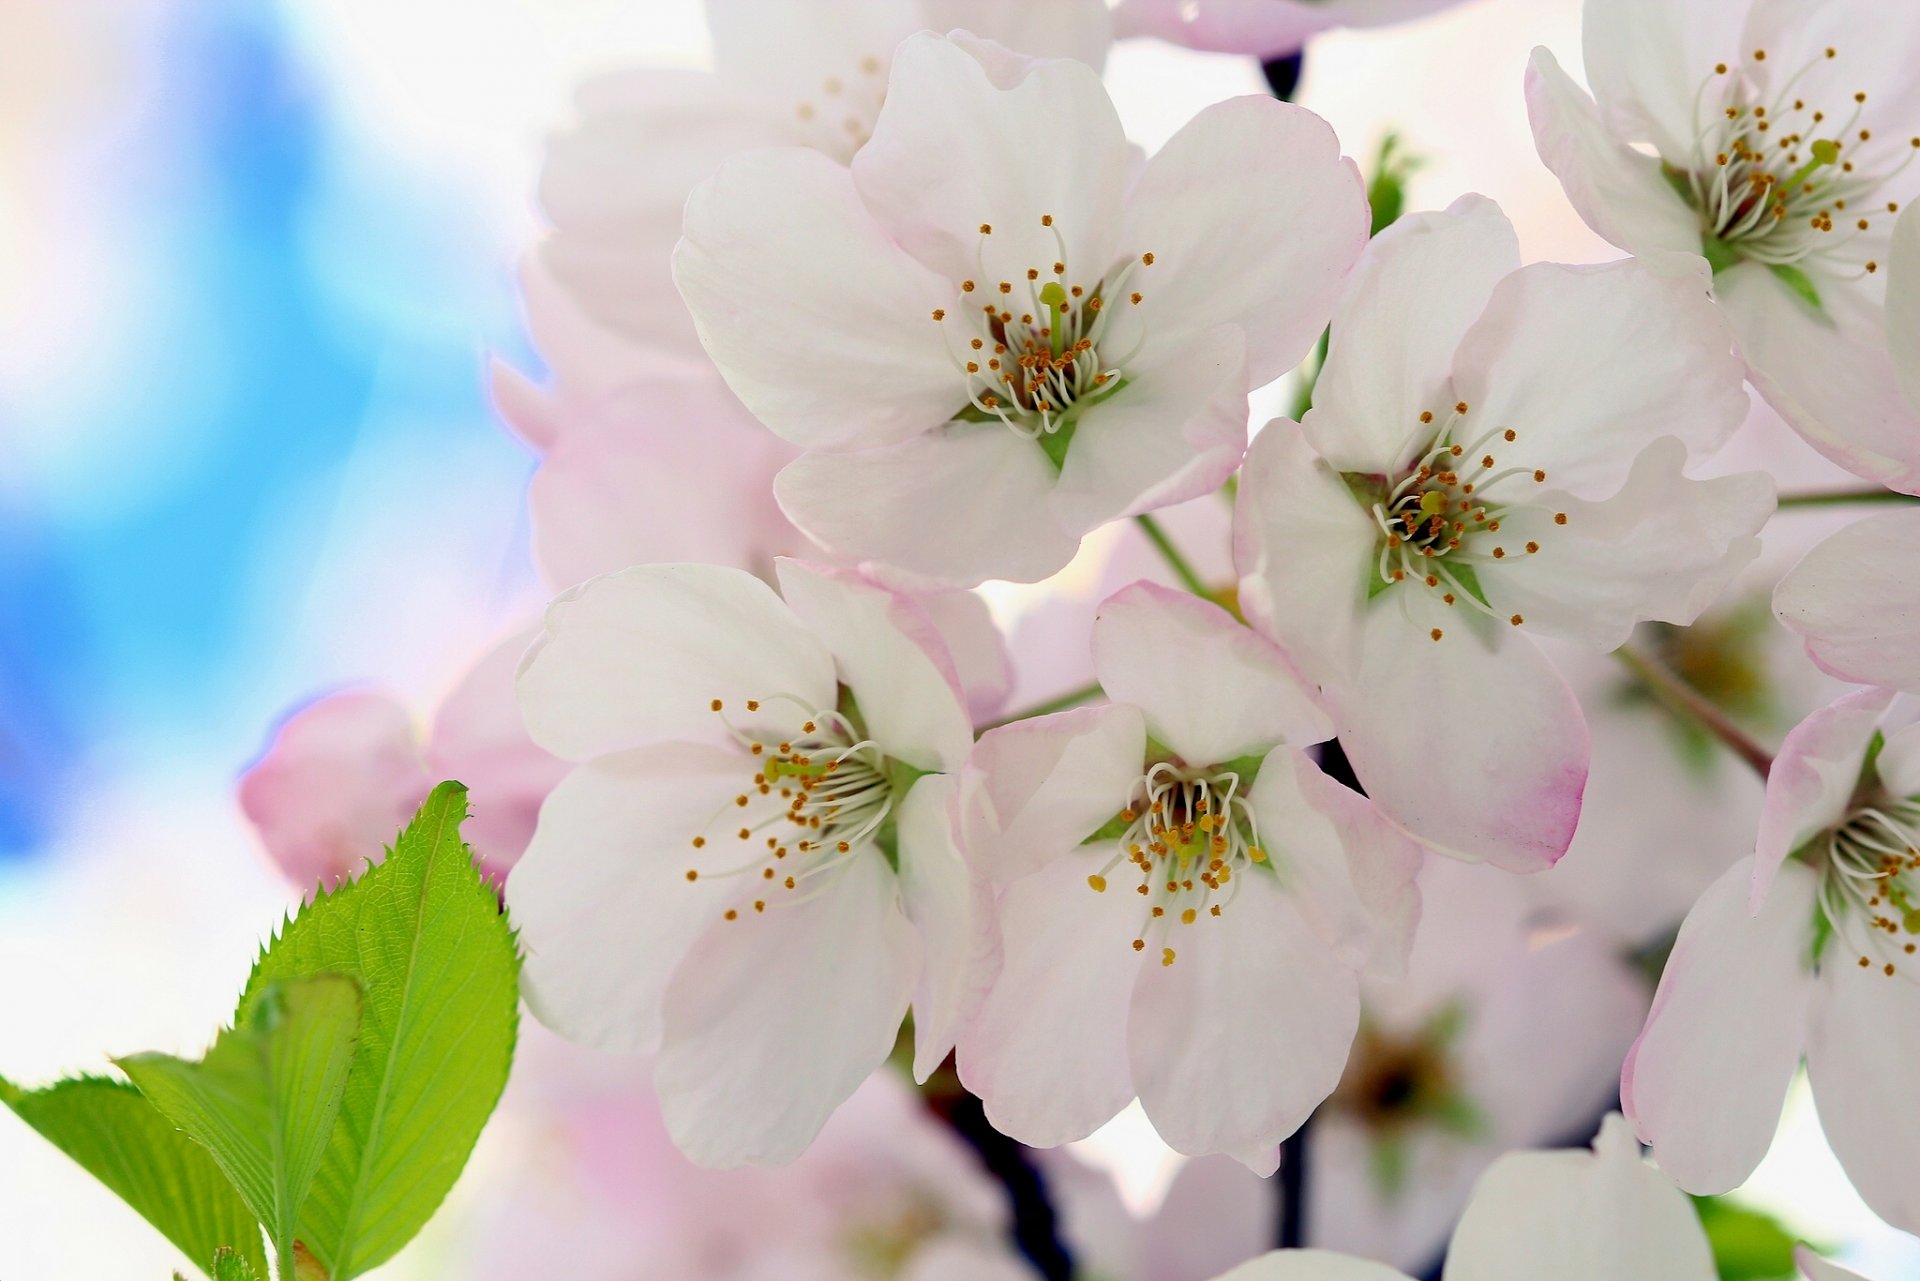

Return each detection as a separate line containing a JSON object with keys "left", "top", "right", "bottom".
{"left": 656, "top": 847, "right": 919, "bottom": 1166}
{"left": 1443, "top": 1114, "right": 1717, "bottom": 1281}
{"left": 1483, "top": 437, "right": 1774, "bottom": 651}
{"left": 674, "top": 147, "right": 959, "bottom": 450}
{"left": 517, "top": 565, "right": 836, "bottom": 761}
{"left": 1303, "top": 194, "right": 1521, "bottom": 474}
{"left": 1523, "top": 48, "right": 1705, "bottom": 259}
{"left": 508, "top": 745, "right": 754, "bottom": 1055}
{"left": 896, "top": 776, "right": 1002, "bottom": 1082}
{"left": 1754, "top": 687, "right": 1895, "bottom": 902}
{"left": 1248, "top": 746, "right": 1424, "bottom": 980}
{"left": 1050, "top": 324, "right": 1250, "bottom": 536}
{"left": 1805, "top": 932, "right": 1920, "bottom": 1234}
{"left": 1775, "top": 509, "right": 1920, "bottom": 692}
{"left": 1125, "top": 95, "right": 1369, "bottom": 385}
{"left": 773, "top": 425, "right": 1082, "bottom": 587}
{"left": 1327, "top": 591, "right": 1588, "bottom": 873}
{"left": 704, "top": 0, "right": 916, "bottom": 105}
{"left": 1093, "top": 582, "right": 1330, "bottom": 765}
{"left": 1142, "top": 1156, "right": 1277, "bottom": 1281}
{"left": 956, "top": 849, "right": 1143, "bottom": 1148}
{"left": 1450, "top": 255, "right": 1750, "bottom": 498}
{"left": 1622, "top": 858, "right": 1818, "bottom": 1195}
{"left": 1208, "top": 1252, "right": 1412, "bottom": 1281}
{"left": 921, "top": 0, "right": 1115, "bottom": 68}
{"left": 1717, "top": 262, "right": 1920, "bottom": 495}
{"left": 775, "top": 560, "right": 974, "bottom": 773}
{"left": 918, "top": 588, "right": 1015, "bottom": 722}
{"left": 1795, "top": 1246, "right": 1871, "bottom": 1281}
{"left": 1890, "top": 206, "right": 1920, "bottom": 412}
{"left": 960, "top": 703, "right": 1148, "bottom": 884}
{"left": 1129, "top": 871, "right": 1359, "bottom": 1171}
{"left": 1232, "top": 420, "right": 1380, "bottom": 687}
{"left": 852, "top": 33, "right": 1128, "bottom": 286}
{"left": 1580, "top": 0, "right": 1728, "bottom": 160}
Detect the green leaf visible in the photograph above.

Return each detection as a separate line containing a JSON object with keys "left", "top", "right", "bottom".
{"left": 1692, "top": 1195, "right": 1801, "bottom": 1280}
{"left": 119, "top": 976, "right": 363, "bottom": 1269}
{"left": 238, "top": 782, "right": 520, "bottom": 1281}
{"left": 213, "top": 1247, "right": 266, "bottom": 1281}
{"left": 1447, "top": 562, "right": 1492, "bottom": 609}
{"left": 0, "top": 1074, "right": 267, "bottom": 1278}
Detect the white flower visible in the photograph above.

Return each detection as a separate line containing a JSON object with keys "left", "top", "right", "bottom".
{"left": 1114, "top": 0, "right": 1473, "bottom": 58}
{"left": 954, "top": 583, "right": 1423, "bottom": 1171}
{"left": 1234, "top": 195, "right": 1772, "bottom": 872}
{"left": 539, "top": 0, "right": 1113, "bottom": 364}
{"left": 1527, "top": 0, "right": 1920, "bottom": 492}
{"left": 507, "top": 561, "right": 996, "bottom": 1166}
{"left": 1623, "top": 687, "right": 1920, "bottom": 1235}
{"left": 674, "top": 32, "right": 1370, "bottom": 585}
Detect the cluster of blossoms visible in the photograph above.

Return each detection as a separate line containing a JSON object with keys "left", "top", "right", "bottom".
{"left": 237, "top": 0, "right": 1920, "bottom": 1274}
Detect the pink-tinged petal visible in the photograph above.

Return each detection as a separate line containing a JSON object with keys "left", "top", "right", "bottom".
{"left": 956, "top": 849, "right": 1144, "bottom": 1148}
{"left": 1304, "top": 195, "right": 1521, "bottom": 475}
{"left": 1142, "top": 1156, "right": 1275, "bottom": 1281}
{"left": 1233, "top": 420, "right": 1379, "bottom": 687}
{"left": 1623, "top": 858, "right": 1818, "bottom": 1195}
{"left": 1093, "top": 583, "right": 1330, "bottom": 765}
{"left": 901, "top": 1238, "right": 1039, "bottom": 1281}
{"left": 960, "top": 703, "right": 1147, "bottom": 885}
{"left": 656, "top": 847, "right": 919, "bottom": 1167}
{"left": 527, "top": 375, "right": 797, "bottom": 589}
{"left": 1890, "top": 206, "right": 1920, "bottom": 412}
{"left": 1524, "top": 49, "right": 1705, "bottom": 259}
{"left": 425, "top": 629, "right": 568, "bottom": 877}
{"left": 537, "top": 69, "right": 783, "bottom": 365}
{"left": 488, "top": 358, "right": 563, "bottom": 452}
{"left": 775, "top": 560, "right": 974, "bottom": 773}
{"left": 1754, "top": 687, "right": 1895, "bottom": 901}
{"left": 1115, "top": 0, "right": 1464, "bottom": 57}
{"left": 704, "top": 0, "right": 916, "bottom": 107}
{"left": 1444, "top": 1114, "right": 1717, "bottom": 1281}
{"left": 1248, "top": 746, "right": 1424, "bottom": 980}
{"left": 852, "top": 33, "right": 1128, "bottom": 287}
{"left": 518, "top": 565, "right": 836, "bottom": 762}
{"left": 922, "top": 0, "right": 1115, "bottom": 68}
{"left": 1451, "top": 255, "right": 1751, "bottom": 497}
{"left": 509, "top": 745, "right": 754, "bottom": 1056}
{"left": 674, "top": 147, "right": 958, "bottom": 451}
{"left": 1874, "top": 713, "right": 1920, "bottom": 798}
{"left": 918, "top": 588, "right": 1014, "bottom": 722}
{"left": 1328, "top": 592, "right": 1588, "bottom": 873}
{"left": 1775, "top": 510, "right": 1920, "bottom": 692}
{"left": 238, "top": 690, "right": 431, "bottom": 894}
{"left": 896, "top": 776, "right": 1002, "bottom": 1082}
{"left": 1484, "top": 437, "right": 1774, "bottom": 652}
{"left": 773, "top": 424, "right": 1081, "bottom": 587}
{"left": 1806, "top": 953, "right": 1920, "bottom": 1234}
{"left": 1124, "top": 96, "right": 1369, "bottom": 385}
{"left": 1795, "top": 1246, "right": 1871, "bottom": 1281}
{"left": 1050, "top": 325, "right": 1250, "bottom": 536}
{"left": 1717, "top": 262, "right": 1920, "bottom": 495}
{"left": 1129, "top": 871, "right": 1359, "bottom": 1172}
{"left": 1741, "top": 0, "right": 1920, "bottom": 130}
{"left": 1580, "top": 0, "right": 1730, "bottom": 160}
{"left": 1208, "top": 1252, "right": 1412, "bottom": 1281}
{"left": 514, "top": 256, "right": 698, "bottom": 401}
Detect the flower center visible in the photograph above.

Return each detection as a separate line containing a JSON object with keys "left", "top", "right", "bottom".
{"left": 1819, "top": 796, "right": 1920, "bottom": 980}
{"left": 1674, "top": 47, "right": 1918, "bottom": 277}
{"left": 685, "top": 696, "right": 898, "bottom": 920}
{"left": 1364, "top": 403, "right": 1566, "bottom": 638}
{"left": 790, "top": 54, "right": 889, "bottom": 162}
{"left": 933, "top": 216, "right": 1152, "bottom": 449}
{"left": 1083, "top": 760, "right": 1265, "bottom": 966}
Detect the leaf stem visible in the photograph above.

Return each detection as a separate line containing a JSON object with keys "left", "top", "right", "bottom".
{"left": 978, "top": 682, "right": 1104, "bottom": 733}
{"left": 1775, "top": 488, "right": 1920, "bottom": 509}
{"left": 1133, "top": 513, "right": 1211, "bottom": 597}
{"left": 1614, "top": 646, "right": 1774, "bottom": 779}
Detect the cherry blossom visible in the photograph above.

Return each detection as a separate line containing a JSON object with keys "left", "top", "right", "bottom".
{"left": 1234, "top": 195, "right": 1772, "bottom": 871}
{"left": 675, "top": 32, "right": 1369, "bottom": 585}
{"left": 1114, "top": 0, "right": 1471, "bottom": 58}
{"left": 507, "top": 561, "right": 997, "bottom": 1166}
{"left": 954, "top": 582, "right": 1423, "bottom": 1171}
{"left": 1527, "top": 0, "right": 1920, "bottom": 492}
{"left": 1623, "top": 687, "right": 1920, "bottom": 1234}
{"left": 1775, "top": 507, "right": 1920, "bottom": 693}
{"left": 539, "top": 0, "right": 1112, "bottom": 366}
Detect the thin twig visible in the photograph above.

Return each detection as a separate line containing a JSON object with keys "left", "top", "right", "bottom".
{"left": 977, "top": 682, "right": 1103, "bottom": 733}
{"left": 1134, "top": 513, "right": 1211, "bottom": 597}
{"left": 1614, "top": 646, "right": 1774, "bottom": 779}
{"left": 1775, "top": 488, "right": 1920, "bottom": 510}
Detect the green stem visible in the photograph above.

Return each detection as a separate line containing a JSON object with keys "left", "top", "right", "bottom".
{"left": 978, "top": 682, "right": 1103, "bottom": 733}
{"left": 1614, "top": 646, "right": 1774, "bottom": 779}
{"left": 1776, "top": 488, "right": 1920, "bottom": 510}
{"left": 1133, "top": 513, "right": 1211, "bottom": 597}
